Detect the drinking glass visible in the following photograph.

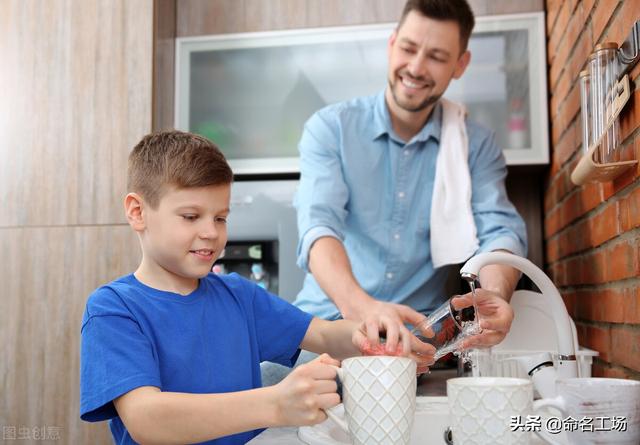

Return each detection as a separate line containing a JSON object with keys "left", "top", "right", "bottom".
{"left": 411, "top": 297, "right": 482, "bottom": 362}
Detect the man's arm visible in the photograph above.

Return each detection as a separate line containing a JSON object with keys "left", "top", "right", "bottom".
{"left": 308, "top": 237, "right": 431, "bottom": 355}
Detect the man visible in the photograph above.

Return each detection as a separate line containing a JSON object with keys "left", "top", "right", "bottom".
{"left": 263, "top": 0, "right": 527, "bottom": 384}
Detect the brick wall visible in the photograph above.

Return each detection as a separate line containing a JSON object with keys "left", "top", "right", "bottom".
{"left": 545, "top": 0, "right": 640, "bottom": 379}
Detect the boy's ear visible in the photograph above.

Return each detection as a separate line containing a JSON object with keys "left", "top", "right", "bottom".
{"left": 124, "top": 193, "right": 146, "bottom": 231}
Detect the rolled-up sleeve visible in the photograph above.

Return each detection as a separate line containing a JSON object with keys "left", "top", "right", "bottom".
{"left": 469, "top": 130, "right": 528, "bottom": 258}
{"left": 294, "top": 111, "right": 350, "bottom": 271}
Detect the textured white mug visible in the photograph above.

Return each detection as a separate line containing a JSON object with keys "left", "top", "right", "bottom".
{"left": 533, "top": 378, "right": 640, "bottom": 445}
{"left": 325, "top": 356, "right": 417, "bottom": 445}
{"left": 447, "top": 377, "right": 540, "bottom": 445}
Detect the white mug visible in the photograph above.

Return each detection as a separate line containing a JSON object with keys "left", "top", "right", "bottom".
{"left": 447, "top": 377, "right": 555, "bottom": 445}
{"left": 533, "top": 378, "right": 640, "bottom": 445}
{"left": 325, "top": 356, "right": 417, "bottom": 445}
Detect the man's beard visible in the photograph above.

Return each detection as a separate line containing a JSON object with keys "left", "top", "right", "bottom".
{"left": 388, "top": 77, "right": 442, "bottom": 112}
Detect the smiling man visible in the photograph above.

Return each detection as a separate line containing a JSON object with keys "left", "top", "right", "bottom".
{"left": 262, "top": 0, "right": 528, "bottom": 385}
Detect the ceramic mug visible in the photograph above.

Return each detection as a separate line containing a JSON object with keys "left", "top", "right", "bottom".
{"left": 446, "top": 377, "right": 557, "bottom": 445}
{"left": 533, "top": 378, "right": 640, "bottom": 445}
{"left": 324, "top": 356, "right": 417, "bottom": 445}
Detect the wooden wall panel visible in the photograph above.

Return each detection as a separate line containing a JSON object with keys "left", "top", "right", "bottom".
{"left": 0, "top": 226, "right": 140, "bottom": 444}
{"left": 0, "top": 0, "right": 153, "bottom": 443}
{"left": 176, "top": 0, "right": 544, "bottom": 37}
{"left": 0, "top": 0, "right": 153, "bottom": 228}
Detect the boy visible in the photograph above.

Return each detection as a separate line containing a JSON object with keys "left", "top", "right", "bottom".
{"left": 80, "top": 131, "right": 427, "bottom": 444}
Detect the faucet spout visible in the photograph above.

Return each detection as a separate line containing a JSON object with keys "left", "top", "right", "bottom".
{"left": 460, "top": 251, "right": 578, "bottom": 379}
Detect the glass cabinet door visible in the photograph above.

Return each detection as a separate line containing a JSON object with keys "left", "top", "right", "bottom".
{"left": 176, "top": 12, "right": 548, "bottom": 173}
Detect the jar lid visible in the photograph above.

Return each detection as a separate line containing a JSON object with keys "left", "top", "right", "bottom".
{"left": 594, "top": 42, "right": 618, "bottom": 51}
{"left": 579, "top": 69, "right": 590, "bottom": 78}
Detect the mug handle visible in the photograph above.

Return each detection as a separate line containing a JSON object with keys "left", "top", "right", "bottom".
{"left": 322, "top": 365, "right": 349, "bottom": 433}
{"left": 531, "top": 396, "right": 568, "bottom": 445}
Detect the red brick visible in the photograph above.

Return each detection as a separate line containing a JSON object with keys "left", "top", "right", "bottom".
{"left": 603, "top": 0, "right": 640, "bottom": 48}
{"left": 546, "top": 0, "right": 563, "bottom": 38}
{"left": 564, "top": 3, "right": 586, "bottom": 56}
{"left": 579, "top": 324, "right": 611, "bottom": 362}
{"left": 580, "top": 250, "right": 607, "bottom": 284}
{"left": 550, "top": 70, "right": 570, "bottom": 119}
{"left": 582, "top": 0, "right": 596, "bottom": 18}
{"left": 548, "top": 0, "right": 571, "bottom": 64}
{"left": 611, "top": 326, "right": 640, "bottom": 372}
{"left": 562, "top": 290, "right": 577, "bottom": 318}
{"left": 575, "top": 288, "right": 627, "bottom": 323}
{"left": 589, "top": 202, "right": 619, "bottom": 247}
{"left": 592, "top": 0, "right": 620, "bottom": 45}
{"left": 549, "top": 41, "right": 570, "bottom": 89}
{"left": 580, "top": 182, "right": 604, "bottom": 214}
{"left": 606, "top": 238, "right": 640, "bottom": 281}
{"left": 625, "top": 287, "right": 640, "bottom": 324}
{"left": 559, "top": 191, "right": 579, "bottom": 228}
{"left": 620, "top": 186, "right": 640, "bottom": 231}
{"left": 559, "top": 85, "right": 582, "bottom": 132}
{"left": 568, "top": 28, "right": 592, "bottom": 83}
{"left": 545, "top": 205, "right": 562, "bottom": 237}
{"left": 619, "top": 87, "right": 640, "bottom": 143}
{"left": 552, "top": 123, "right": 579, "bottom": 168}
{"left": 547, "top": 235, "right": 561, "bottom": 263}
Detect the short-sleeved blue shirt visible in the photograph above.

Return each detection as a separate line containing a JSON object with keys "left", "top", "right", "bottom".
{"left": 80, "top": 273, "right": 313, "bottom": 445}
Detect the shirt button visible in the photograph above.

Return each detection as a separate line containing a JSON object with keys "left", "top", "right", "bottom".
{"left": 393, "top": 233, "right": 400, "bottom": 240}
{"left": 404, "top": 149, "right": 410, "bottom": 156}
{"left": 386, "top": 272, "right": 394, "bottom": 280}
{"left": 398, "top": 191, "right": 405, "bottom": 198}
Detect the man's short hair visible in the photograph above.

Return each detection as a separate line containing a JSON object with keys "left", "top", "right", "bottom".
{"left": 127, "top": 130, "right": 233, "bottom": 208}
{"left": 398, "top": 0, "right": 475, "bottom": 52}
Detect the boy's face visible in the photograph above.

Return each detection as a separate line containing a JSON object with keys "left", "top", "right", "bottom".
{"left": 387, "top": 11, "right": 470, "bottom": 113}
{"left": 136, "top": 184, "right": 230, "bottom": 286}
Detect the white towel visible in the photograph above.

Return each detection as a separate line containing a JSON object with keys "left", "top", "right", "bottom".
{"left": 430, "top": 98, "right": 479, "bottom": 268}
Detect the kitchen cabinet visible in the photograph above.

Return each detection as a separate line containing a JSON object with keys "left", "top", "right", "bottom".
{"left": 175, "top": 12, "right": 548, "bottom": 173}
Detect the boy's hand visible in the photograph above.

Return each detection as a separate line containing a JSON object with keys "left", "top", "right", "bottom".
{"left": 272, "top": 354, "right": 341, "bottom": 426}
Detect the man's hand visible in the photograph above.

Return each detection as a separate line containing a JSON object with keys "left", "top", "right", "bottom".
{"left": 451, "top": 289, "right": 514, "bottom": 349}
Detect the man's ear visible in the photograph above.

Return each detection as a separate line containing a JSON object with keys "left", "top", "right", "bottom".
{"left": 387, "top": 30, "right": 398, "bottom": 58}
{"left": 124, "top": 193, "right": 146, "bottom": 231}
{"left": 453, "top": 50, "right": 471, "bottom": 79}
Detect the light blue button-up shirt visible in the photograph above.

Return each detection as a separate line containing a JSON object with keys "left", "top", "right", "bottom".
{"left": 293, "top": 91, "right": 527, "bottom": 320}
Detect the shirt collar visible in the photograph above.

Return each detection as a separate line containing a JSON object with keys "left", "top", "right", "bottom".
{"left": 371, "top": 90, "right": 443, "bottom": 144}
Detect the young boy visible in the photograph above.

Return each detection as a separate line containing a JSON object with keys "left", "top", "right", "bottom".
{"left": 79, "top": 131, "right": 401, "bottom": 444}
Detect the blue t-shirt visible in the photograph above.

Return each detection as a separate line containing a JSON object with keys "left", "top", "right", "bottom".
{"left": 80, "top": 272, "right": 313, "bottom": 445}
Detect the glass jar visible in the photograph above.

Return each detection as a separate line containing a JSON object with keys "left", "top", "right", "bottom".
{"left": 589, "top": 42, "right": 619, "bottom": 163}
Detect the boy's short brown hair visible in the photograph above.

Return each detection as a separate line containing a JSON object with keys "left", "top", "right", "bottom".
{"left": 399, "top": 0, "right": 475, "bottom": 52}
{"left": 127, "top": 130, "right": 233, "bottom": 208}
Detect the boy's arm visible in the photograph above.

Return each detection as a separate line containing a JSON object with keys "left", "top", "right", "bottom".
{"left": 300, "top": 317, "right": 363, "bottom": 360}
{"left": 115, "top": 355, "right": 340, "bottom": 445}
{"left": 114, "top": 386, "right": 278, "bottom": 444}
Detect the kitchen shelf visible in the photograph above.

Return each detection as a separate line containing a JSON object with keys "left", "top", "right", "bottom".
{"left": 175, "top": 12, "right": 549, "bottom": 173}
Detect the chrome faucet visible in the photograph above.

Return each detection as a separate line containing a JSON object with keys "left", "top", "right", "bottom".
{"left": 460, "top": 251, "right": 579, "bottom": 380}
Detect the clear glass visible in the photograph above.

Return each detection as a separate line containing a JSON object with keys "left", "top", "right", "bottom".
{"left": 579, "top": 74, "right": 591, "bottom": 154}
{"left": 603, "top": 49, "right": 620, "bottom": 163}
{"left": 589, "top": 55, "right": 604, "bottom": 161}
{"left": 411, "top": 298, "right": 482, "bottom": 362}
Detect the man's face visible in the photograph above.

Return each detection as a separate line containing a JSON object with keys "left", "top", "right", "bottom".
{"left": 140, "top": 184, "right": 230, "bottom": 285}
{"left": 387, "top": 11, "right": 470, "bottom": 113}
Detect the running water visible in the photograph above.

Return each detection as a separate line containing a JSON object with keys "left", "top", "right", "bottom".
{"left": 457, "top": 278, "right": 483, "bottom": 375}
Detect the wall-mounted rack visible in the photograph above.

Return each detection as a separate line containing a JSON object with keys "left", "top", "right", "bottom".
{"left": 571, "top": 20, "right": 640, "bottom": 186}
